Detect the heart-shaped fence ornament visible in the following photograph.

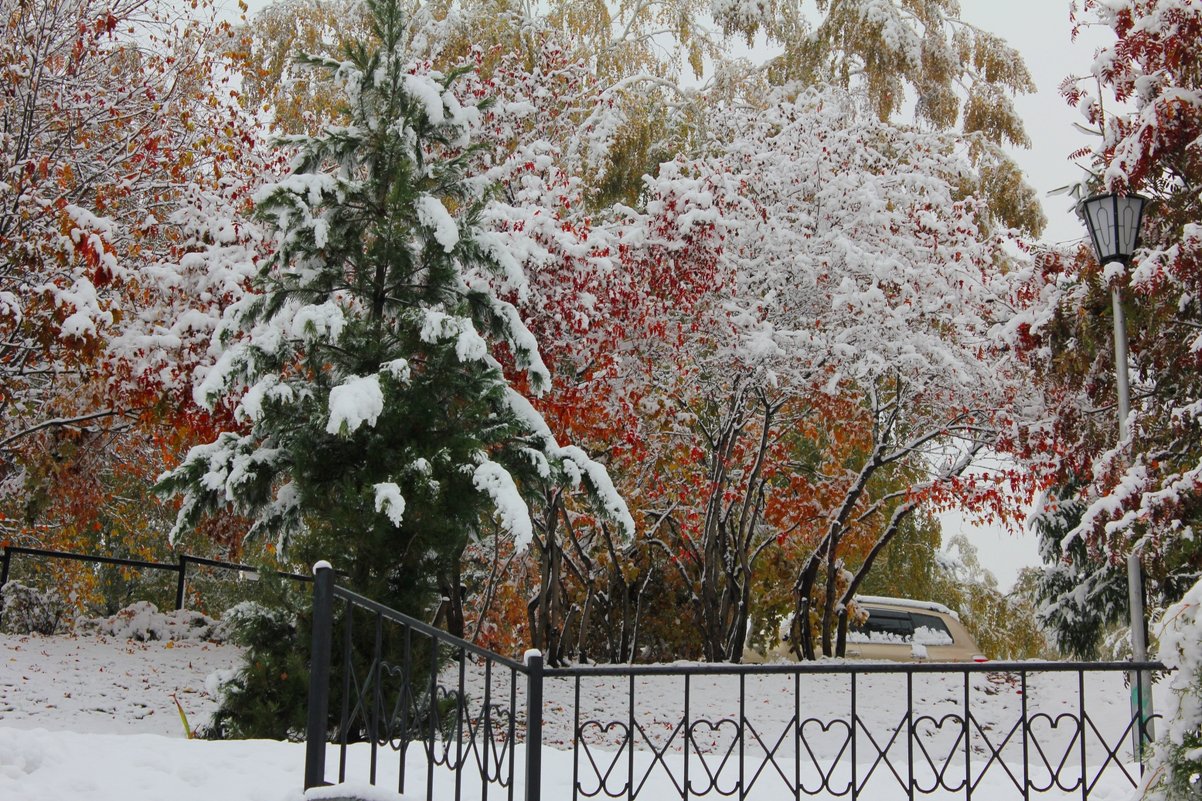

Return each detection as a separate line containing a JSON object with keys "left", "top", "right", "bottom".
{"left": 575, "top": 720, "right": 633, "bottom": 796}
{"left": 686, "top": 717, "right": 743, "bottom": 796}
{"left": 376, "top": 659, "right": 416, "bottom": 747}
{"left": 1026, "top": 711, "right": 1085, "bottom": 794}
{"left": 797, "top": 717, "right": 853, "bottom": 794}
{"left": 911, "top": 713, "right": 969, "bottom": 793}
{"left": 428, "top": 684, "right": 463, "bottom": 766}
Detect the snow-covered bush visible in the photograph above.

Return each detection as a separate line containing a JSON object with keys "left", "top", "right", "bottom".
{"left": 0, "top": 581, "right": 64, "bottom": 635}
{"left": 199, "top": 596, "right": 309, "bottom": 740}
{"left": 1140, "top": 579, "right": 1202, "bottom": 800}
{"left": 78, "top": 601, "right": 221, "bottom": 642}
{"left": 215, "top": 599, "right": 294, "bottom": 640}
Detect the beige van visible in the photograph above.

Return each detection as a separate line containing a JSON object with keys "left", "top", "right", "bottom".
{"left": 844, "top": 596, "right": 986, "bottom": 663}
{"left": 744, "top": 596, "right": 986, "bottom": 664}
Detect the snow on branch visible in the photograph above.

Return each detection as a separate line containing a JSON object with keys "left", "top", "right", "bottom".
{"left": 472, "top": 460, "right": 533, "bottom": 551}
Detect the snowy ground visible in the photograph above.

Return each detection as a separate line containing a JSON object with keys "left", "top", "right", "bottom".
{"left": 0, "top": 630, "right": 1159, "bottom": 800}
{"left": 0, "top": 633, "right": 235, "bottom": 735}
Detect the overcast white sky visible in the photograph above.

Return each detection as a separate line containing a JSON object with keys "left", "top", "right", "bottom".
{"left": 934, "top": 1, "right": 1118, "bottom": 592}
{"left": 960, "top": 0, "right": 1113, "bottom": 244}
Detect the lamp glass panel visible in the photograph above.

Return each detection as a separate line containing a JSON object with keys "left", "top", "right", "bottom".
{"left": 1115, "top": 195, "right": 1145, "bottom": 257}
{"left": 1084, "top": 196, "right": 1117, "bottom": 262}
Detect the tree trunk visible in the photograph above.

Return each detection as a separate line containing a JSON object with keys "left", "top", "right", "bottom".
{"left": 530, "top": 491, "right": 563, "bottom": 663}
{"left": 437, "top": 553, "right": 466, "bottom": 638}
{"left": 793, "top": 538, "right": 829, "bottom": 660}
{"left": 833, "top": 500, "right": 923, "bottom": 656}
{"left": 820, "top": 532, "right": 841, "bottom": 656}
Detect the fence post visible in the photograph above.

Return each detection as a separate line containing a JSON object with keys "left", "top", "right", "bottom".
{"left": 304, "top": 561, "right": 335, "bottom": 790}
{"left": 174, "top": 556, "right": 188, "bottom": 611}
{"left": 0, "top": 549, "right": 11, "bottom": 629}
{"left": 524, "top": 649, "right": 544, "bottom": 801}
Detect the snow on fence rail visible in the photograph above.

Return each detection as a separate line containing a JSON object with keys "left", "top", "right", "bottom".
{"left": 303, "top": 564, "right": 1166, "bottom": 801}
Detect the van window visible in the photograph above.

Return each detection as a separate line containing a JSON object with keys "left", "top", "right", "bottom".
{"left": 847, "top": 608, "right": 956, "bottom": 646}
{"left": 847, "top": 608, "right": 914, "bottom": 644}
{"left": 910, "top": 612, "right": 955, "bottom": 646}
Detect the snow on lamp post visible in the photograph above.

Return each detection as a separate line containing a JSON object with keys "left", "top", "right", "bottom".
{"left": 1078, "top": 191, "right": 1154, "bottom": 751}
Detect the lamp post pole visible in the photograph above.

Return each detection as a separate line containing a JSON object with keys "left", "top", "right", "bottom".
{"left": 1110, "top": 287, "right": 1131, "bottom": 442}
{"left": 1078, "top": 192, "right": 1154, "bottom": 754}
{"left": 1112, "top": 271, "right": 1155, "bottom": 751}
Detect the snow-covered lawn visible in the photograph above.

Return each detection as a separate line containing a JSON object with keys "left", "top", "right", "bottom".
{"left": 0, "top": 631, "right": 1158, "bottom": 800}
{"left": 0, "top": 633, "right": 235, "bottom": 735}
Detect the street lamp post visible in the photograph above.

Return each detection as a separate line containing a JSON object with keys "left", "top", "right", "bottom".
{"left": 1078, "top": 191, "right": 1154, "bottom": 753}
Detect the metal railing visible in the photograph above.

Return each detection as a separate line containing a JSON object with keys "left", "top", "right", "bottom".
{"left": 547, "top": 660, "right": 1160, "bottom": 801}
{"left": 305, "top": 564, "right": 533, "bottom": 799}
{"left": 302, "top": 563, "right": 1165, "bottom": 801}
{"left": 0, "top": 545, "right": 311, "bottom": 626}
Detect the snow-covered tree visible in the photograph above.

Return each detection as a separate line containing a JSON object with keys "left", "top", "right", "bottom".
{"left": 584, "top": 89, "right": 1040, "bottom": 662}
{"left": 1142, "top": 581, "right": 1202, "bottom": 801}
{"left": 1027, "top": 485, "right": 1129, "bottom": 659}
{"left": 1014, "top": 0, "right": 1202, "bottom": 662}
{"left": 157, "top": 0, "right": 632, "bottom": 612}
{"left": 0, "top": 0, "right": 272, "bottom": 584}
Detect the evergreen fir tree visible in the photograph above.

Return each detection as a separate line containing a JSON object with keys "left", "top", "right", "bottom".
{"left": 159, "top": 0, "right": 631, "bottom": 737}
{"left": 201, "top": 587, "right": 311, "bottom": 740}
{"left": 1031, "top": 484, "right": 1198, "bottom": 661}
{"left": 1030, "top": 485, "right": 1127, "bottom": 659}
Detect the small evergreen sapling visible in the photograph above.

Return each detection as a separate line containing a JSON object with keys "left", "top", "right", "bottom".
{"left": 200, "top": 594, "right": 310, "bottom": 740}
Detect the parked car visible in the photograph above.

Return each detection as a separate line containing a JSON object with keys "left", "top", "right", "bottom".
{"left": 744, "top": 595, "right": 986, "bottom": 663}
{"left": 844, "top": 596, "right": 986, "bottom": 663}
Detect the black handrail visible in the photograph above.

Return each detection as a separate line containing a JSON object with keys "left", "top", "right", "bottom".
{"left": 332, "top": 583, "right": 527, "bottom": 672}
{"left": 544, "top": 659, "right": 1166, "bottom": 677}
{"left": 2, "top": 545, "right": 179, "bottom": 572}
{"left": 182, "top": 553, "right": 311, "bottom": 582}
{"left": 0, "top": 544, "right": 313, "bottom": 626}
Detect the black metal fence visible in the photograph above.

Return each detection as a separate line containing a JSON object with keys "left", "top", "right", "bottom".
{"left": 547, "top": 661, "right": 1159, "bottom": 800}
{"left": 303, "top": 564, "right": 1164, "bottom": 801}
{"left": 304, "top": 563, "right": 536, "bottom": 799}
{"left": 0, "top": 545, "right": 310, "bottom": 627}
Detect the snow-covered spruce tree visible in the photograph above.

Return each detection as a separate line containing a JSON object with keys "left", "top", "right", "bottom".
{"left": 1028, "top": 485, "right": 1129, "bottom": 659}
{"left": 157, "top": 0, "right": 629, "bottom": 737}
